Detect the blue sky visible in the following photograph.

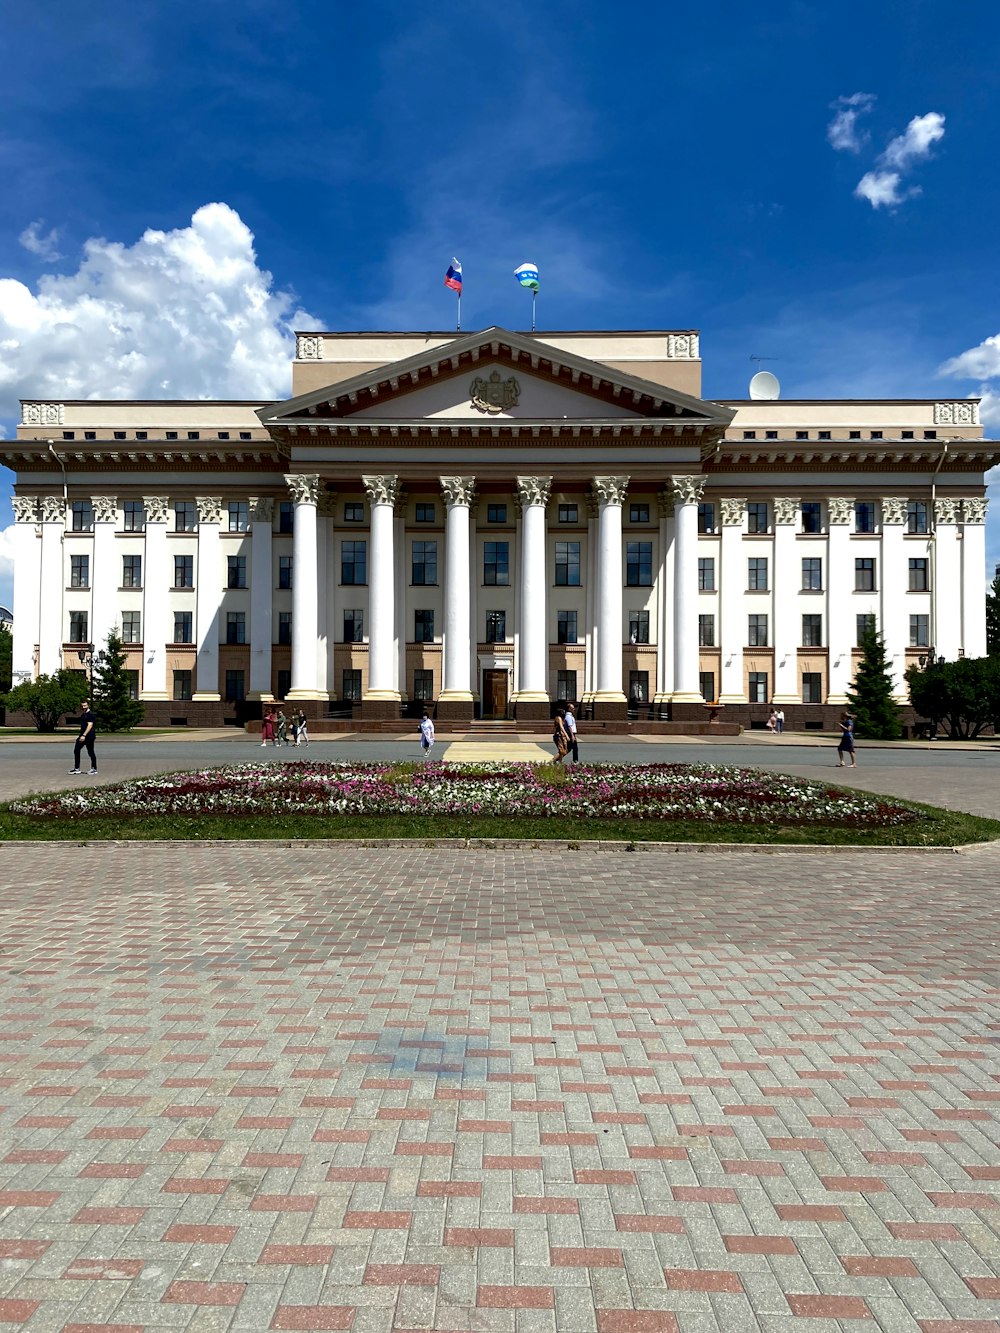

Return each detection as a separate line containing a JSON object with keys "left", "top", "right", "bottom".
{"left": 2, "top": 0, "right": 999, "bottom": 605}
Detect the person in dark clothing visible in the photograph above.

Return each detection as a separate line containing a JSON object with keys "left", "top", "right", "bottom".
{"left": 69, "top": 700, "right": 98, "bottom": 775}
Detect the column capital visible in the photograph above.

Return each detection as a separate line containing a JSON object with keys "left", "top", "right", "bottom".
{"left": 773, "top": 497, "right": 799, "bottom": 526}
{"left": 934, "top": 497, "right": 961, "bottom": 525}
{"left": 143, "top": 495, "right": 170, "bottom": 524}
{"left": 91, "top": 495, "right": 118, "bottom": 524}
{"left": 440, "top": 476, "right": 477, "bottom": 507}
{"left": 828, "top": 497, "right": 854, "bottom": 524}
{"left": 362, "top": 474, "right": 400, "bottom": 507}
{"left": 196, "top": 496, "right": 222, "bottom": 525}
{"left": 12, "top": 496, "right": 38, "bottom": 523}
{"left": 39, "top": 495, "right": 64, "bottom": 524}
{"left": 249, "top": 496, "right": 274, "bottom": 523}
{"left": 670, "top": 475, "right": 705, "bottom": 506}
{"left": 591, "top": 476, "right": 628, "bottom": 506}
{"left": 720, "top": 498, "right": 744, "bottom": 526}
{"left": 285, "top": 474, "right": 320, "bottom": 507}
{"left": 963, "top": 497, "right": 988, "bottom": 524}
{"left": 881, "top": 497, "right": 907, "bottom": 525}
{"left": 516, "top": 476, "right": 552, "bottom": 508}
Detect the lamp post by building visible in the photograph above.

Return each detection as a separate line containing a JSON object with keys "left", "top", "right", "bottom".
{"left": 77, "top": 643, "right": 95, "bottom": 687}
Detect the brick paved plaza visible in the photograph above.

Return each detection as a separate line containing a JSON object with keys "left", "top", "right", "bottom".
{"left": 0, "top": 840, "right": 998, "bottom": 1331}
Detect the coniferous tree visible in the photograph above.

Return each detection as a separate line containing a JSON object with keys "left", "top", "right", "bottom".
{"left": 91, "top": 629, "right": 144, "bottom": 732}
{"left": 845, "top": 627, "right": 902, "bottom": 740}
{"left": 987, "top": 566, "right": 1000, "bottom": 656}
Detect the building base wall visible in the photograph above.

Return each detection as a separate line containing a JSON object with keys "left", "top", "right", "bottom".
{"left": 513, "top": 700, "right": 551, "bottom": 721}
{"left": 435, "top": 698, "right": 475, "bottom": 722}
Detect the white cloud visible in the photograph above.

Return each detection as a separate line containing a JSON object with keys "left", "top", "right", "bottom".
{"left": 852, "top": 110, "right": 945, "bottom": 210}
{"left": 0, "top": 203, "right": 321, "bottom": 418}
{"left": 939, "top": 334, "right": 1000, "bottom": 383}
{"left": 19, "top": 221, "right": 62, "bottom": 263}
{"left": 0, "top": 523, "right": 14, "bottom": 611}
{"left": 854, "top": 170, "right": 908, "bottom": 209}
{"left": 827, "top": 93, "right": 875, "bottom": 153}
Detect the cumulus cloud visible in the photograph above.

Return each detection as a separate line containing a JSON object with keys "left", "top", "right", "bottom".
{"left": 852, "top": 110, "right": 946, "bottom": 210}
{"left": 0, "top": 203, "right": 321, "bottom": 419}
{"left": 19, "top": 221, "right": 62, "bottom": 263}
{"left": 827, "top": 93, "right": 875, "bottom": 153}
{"left": 939, "top": 335, "right": 1000, "bottom": 431}
{"left": 0, "top": 524, "right": 14, "bottom": 612}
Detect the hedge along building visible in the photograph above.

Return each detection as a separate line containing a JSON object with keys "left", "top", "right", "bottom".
{"left": 5, "top": 326, "right": 996, "bottom": 727}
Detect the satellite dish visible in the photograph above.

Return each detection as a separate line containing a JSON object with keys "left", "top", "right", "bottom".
{"left": 749, "top": 370, "right": 780, "bottom": 400}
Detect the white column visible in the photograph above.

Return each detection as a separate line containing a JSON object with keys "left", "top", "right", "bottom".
{"left": 879, "top": 498, "right": 908, "bottom": 699}
{"left": 933, "top": 498, "right": 961, "bottom": 661}
{"left": 962, "top": 498, "right": 988, "bottom": 659}
{"left": 91, "top": 495, "right": 118, "bottom": 655}
{"left": 654, "top": 488, "right": 675, "bottom": 703}
{"left": 826, "top": 497, "right": 854, "bottom": 703}
{"left": 248, "top": 497, "right": 274, "bottom": 701}
{"left": 440, "top": 477, "right": 476, "bottom": 701}
{"left": 672, "top": 475, "right": 706, "bottom": 702}
{"left": 363, "top": 474, "right": 402, "bottom": 700}
{"left": 285, "top": 474, "right": 321, "bottom": 700}
{"left": 718, "top": 499, "right": 745, "bottom": 703}
{"left": 394, "top": 505, "right": 406, "bottom": 696}
{"left": 140, "top": 496, "right": 170, "bottom": 700}
{"left": 583, "top": 502, "right": 598, "bottom": 701}
{"left": 316, "top": 494, "right": 333, "bottom": 698}
{"left": 592, "top": 476, "right": 628, "bottom": 705}
{"left": 771, "top": 498, "right": 799, "bottom": 704}
{"left": 11, "top": 498, "right": 41, "bottom": 682}
{"left": 38, "top": 497, "right": 64, "bottom": 677}
{"left": 515, "top": 476, "right": 552, "bottom": 702}
{"left": 193, "top": 496, "right": 221, "bottom": 701}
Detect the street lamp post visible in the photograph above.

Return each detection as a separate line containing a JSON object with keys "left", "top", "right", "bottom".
{"left": 77, "top": 643, "right": 95, "bottom": 688}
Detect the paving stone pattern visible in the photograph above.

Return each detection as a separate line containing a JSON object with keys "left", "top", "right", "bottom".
{"left": 0, "top": 843, "right": 998, "bottom": 1331}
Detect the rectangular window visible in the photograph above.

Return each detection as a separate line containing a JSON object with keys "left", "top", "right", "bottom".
{"left": 173, "top": 669, "right": 192, "bottom": 701}
{"left": 698, "top": 556, "right": 716, "bottom": 592}
{"left": 629, "top": 610, "right": 650, "bottom": 643}
{"left": 228, "top": 501, "right": 249, "bottom": 533}
{"left": 123, "top": 500, "right": 145, "bottom": 532}
{"left": 411, "top": 540, "right": 438, "bottom": 585}
{"left": 483, "top": 541, "right": 509, "bottom": 585}
{"left": 855, "top": 557, "right": 876, "bottom": 591}
{"left": 699, "top": 671, "right": 716, "bottom": 702}
{"left": 906, "top": 500, "right": 928, "bottom": 534}
{"left": 278, "top": 501, "right": 294, "bottom": 533}
{"left": 71, "top": 500, "right": 93, "bottom": 532}
{"left": 225, "top": 669, "right": 245, "bottom": 702}
{"left": 125, "top": 670, "right": 139, "bottom": 701}
{"left": 556, "top": 670, "right": 577, "bottom": 702}
{"left": 485, "top": 610, "right": 506, "bottom": 643}
{"left": 342, "top": 669, "right": 362, "bottom": 702}
{"left": 628, "top": 670, "right": 649, "bottom": 704}
{"left": 802, "top": 671, "right": 823, "bottom": 704}
{"left": 227, "top": 555, "right": 247, "bottom": 589}
{"left": 343, "top": 608, "right": 363, "bottom": 643}
{"left": 747, "top": 556, "right": 769, "bottom": 591}
{"left": 121, "top": 610, "right": 141, "bottom": 644}
{"left": 748, "top": 613, "right": 769, "bottom": 647}
{"left": 173, "top": 611, "right": 193, "bottom": 644}
{"left": 748, "top": 671, "right": 769, "bottom": 703}
{"left": 174, "top": 554, "right": 194, "bottom": 588}
{"left": 909, "top": 614, "right": 930, "bottom": 647}
{"left": 557, "top": 610, "right": 577, "bottom": 644}
{"left": 802, "top": 613, "right": 823, "bottom": 647}
{"left": 698, "top": 613, "right": 715, "bottom": 647}
{"left": 122, "top": 554, "right": 142, "bottom": 589}
{"left": 175, "top": 500, "right": 197, "bottom": 532}
{"left": 278, "top": 611, "right": 292, "bottom": 646}
{"left": 69, "top": 610, "right": 89, "bottom": 643}
{"left": 747, "top": 501, "right": 769, "bottom": 534}
{"left": 697, "top": 501, "right": 716, "bottom": 534}
{"left": 277, "top": 668, "right": 291, "bottom": 698}
{"left": 278, "top": 555, "right": 293, "bottom": 590}
{"left": 856, "top": 612, "right": 876, "bottom": 646}
{"left": 70, "top": 554, "right": 89, "bottom": 588}
{"left": 558, "top": 504, "right": 578, "bottom": 523}
{"left": 554, "top": 541, "right": 581, "bottom": 586}
{"left": 226, "top": 611, "right": 246, "bottom": 645}
{"left": 344, "top": 501, "right": 364, "bottom": 523}
{"left": 414, "top": 609, "right": 435, "bottom": 643}
{"left": 801, "top": 501, "right": 822, "bottom": 533}
{"left": 801, "top": 557, "right": 823, "bottom": 591}
{"left": 413, "top": 668, "right": 434, "bottom": 700}
{"left": 908, "top": 557, "right": 929, "bottom": 591}
{"left": 415, "top": 502, "right": 435, "bottom": 523}
{"left": 487, "top": 503, "right": 507, "bottom": 523}
{"left": 629, "top": 503, "right": 650, "bottom": 523}
{"left": 341, "top": 540, "right": 367, "bottom": 585}
{"left": 626, "top": 541, "right": 652, "bottom": 586}
{"left": 855, "top": 501, "right": 876, "bottom": 533}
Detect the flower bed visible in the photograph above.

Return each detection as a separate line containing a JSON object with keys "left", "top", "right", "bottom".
{"left": 13, "top": 762, "right": 918, "bottom": 828}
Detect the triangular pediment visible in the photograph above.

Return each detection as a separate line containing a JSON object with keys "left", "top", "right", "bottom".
{"left": 258, "top": 327, "right": 734, "bottom": 432}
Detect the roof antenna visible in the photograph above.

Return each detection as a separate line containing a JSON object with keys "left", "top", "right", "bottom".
{"left": 749, "top": 356, "right": 780, "bottom": 400}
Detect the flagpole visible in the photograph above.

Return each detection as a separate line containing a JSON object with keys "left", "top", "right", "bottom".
{"left": 531, "top": 289, "right": 536, "bottom": 333}
{"left": 457, "top": 290, "right": 461, "bottom": 334}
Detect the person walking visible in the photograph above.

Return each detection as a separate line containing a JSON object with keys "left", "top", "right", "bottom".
{"left": 563, "top": 701, "right": 580, "bottom": 763}
{"left": 69, "top": 698, "right": 98, "bottom": 775}
{"left": 260, "top": 709, "right": 275, "bottom": 747}
{"left": 836, "top": 712, "right": 857, "bottom": 767}
{"left": 276, "top": 709, "right": 288, "bottom": 746}
{"left": 766, "top": 708, "right": 777, "bottom": 733}
{"left": 294, "top": 710, "right": 309, "bottom": 746}
{"left": 419, "top": 710, "right": 435, "bottom": 760}
{"left": 552, "top": 709, "right": 569, "bottom": 764}
{"left": 775, "top": 708, "right": 785, "bottom": 736}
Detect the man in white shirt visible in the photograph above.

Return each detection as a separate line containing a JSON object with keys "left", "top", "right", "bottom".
{"left": 563, "top": 702, "right": 579, "bottom": 763}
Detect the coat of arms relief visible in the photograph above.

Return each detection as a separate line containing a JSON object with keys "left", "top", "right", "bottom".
{"left": 469, "top": 370, "right": 520, "bottom": 414}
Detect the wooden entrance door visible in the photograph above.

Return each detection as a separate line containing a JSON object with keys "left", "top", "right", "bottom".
{"left": 483, "top": 670, "right": 508, "bottom": 720}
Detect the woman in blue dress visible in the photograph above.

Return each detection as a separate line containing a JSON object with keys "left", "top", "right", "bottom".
{"left": 836, "top": 713, "right": 857, "bottom": 768}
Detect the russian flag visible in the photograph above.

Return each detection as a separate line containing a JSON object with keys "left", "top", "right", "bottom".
{"left": 444, "top": 258, "right": 462, "bottom": 293}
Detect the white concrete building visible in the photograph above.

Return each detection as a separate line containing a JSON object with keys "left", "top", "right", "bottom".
{"left": 4, "top": 327, "right": 995, "bottom": 727}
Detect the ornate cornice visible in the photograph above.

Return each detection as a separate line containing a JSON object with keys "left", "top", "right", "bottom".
{"left": 362, "top": 474, "right": 400, "bottom": 507}
{"left": 666, "top": 333, "right": 699, "bottom": 359}
{"left": 286, "top": 474, "right": 321, "bottom": 507}
{"left": 934, "top": 400, "right": 979, "bottom": 426}
{"left": 934, "top": 497, "right": 961, "bottom": 525}
{"left": 591, "top": 476, "right": 628, "bottom": 507}
{"left": 828, "top": 497, "right": 854, "bottom": 525}
{"left": 773, "top": 497, "right": 798, "bottom": 526}
{"left": 22, "top": 402, "right": 64, "bottom": 426}
{"left": 963, "top": 497, "right": 988, "bottom": 524}
{"left": 249, "top": 497, "right": 274, "bottom": 524}
{"left": 196, "top": 496, "right": 222, "bottom": 525}
{"left": 296, "top": 334, "right": 323, "bottom": 360}
{"left": 671, "top": 475, "right": 706, "bottom": 507}
{"left": 720, "top": 498, "right": 744, "bottom": 527}
{"left": 92, "top": 495, "right": 118, "bottom": 524}
{"left": 12, "top": 496, "right": 38, "bottom": 523}
{"left": 440, "top": 476, "right": 477, "bottom": 507}
{"left": 143, "top": 495, "right": 170, "bottom": 525}
{"left": 39, "top": 496, "right": 64, "bottom": 524}
{"left": 881, "top": 497, "right": 907, "bottom": 525}
{"left": 517, "top": 476, "right": 553, "bottom": 508}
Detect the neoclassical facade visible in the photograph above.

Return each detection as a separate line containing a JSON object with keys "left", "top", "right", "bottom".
{"left": 5, "top": 327, "right": 996, "bottom": 726}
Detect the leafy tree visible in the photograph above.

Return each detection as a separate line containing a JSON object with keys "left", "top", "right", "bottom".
{"left": 0, "top": 624, "right": 11, "bottom": 694}
{"left": 987, "top": 567, "right": 1000, "bottom": 656}
{"left": 905, "top": 656, "right": 1000, "bottom": 739}
{"left": 846, "top": 627, "right": 903, "bottom": 740}
{"left": 91, "top": 629, "right": 144, "bottom": 732}
{"left": 1, "top": 670, "right": 89, "bottom": 732}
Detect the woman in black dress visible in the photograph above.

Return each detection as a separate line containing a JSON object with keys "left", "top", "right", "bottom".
{"left": 836, "top": 713, "right": 857, "bottom": 768}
